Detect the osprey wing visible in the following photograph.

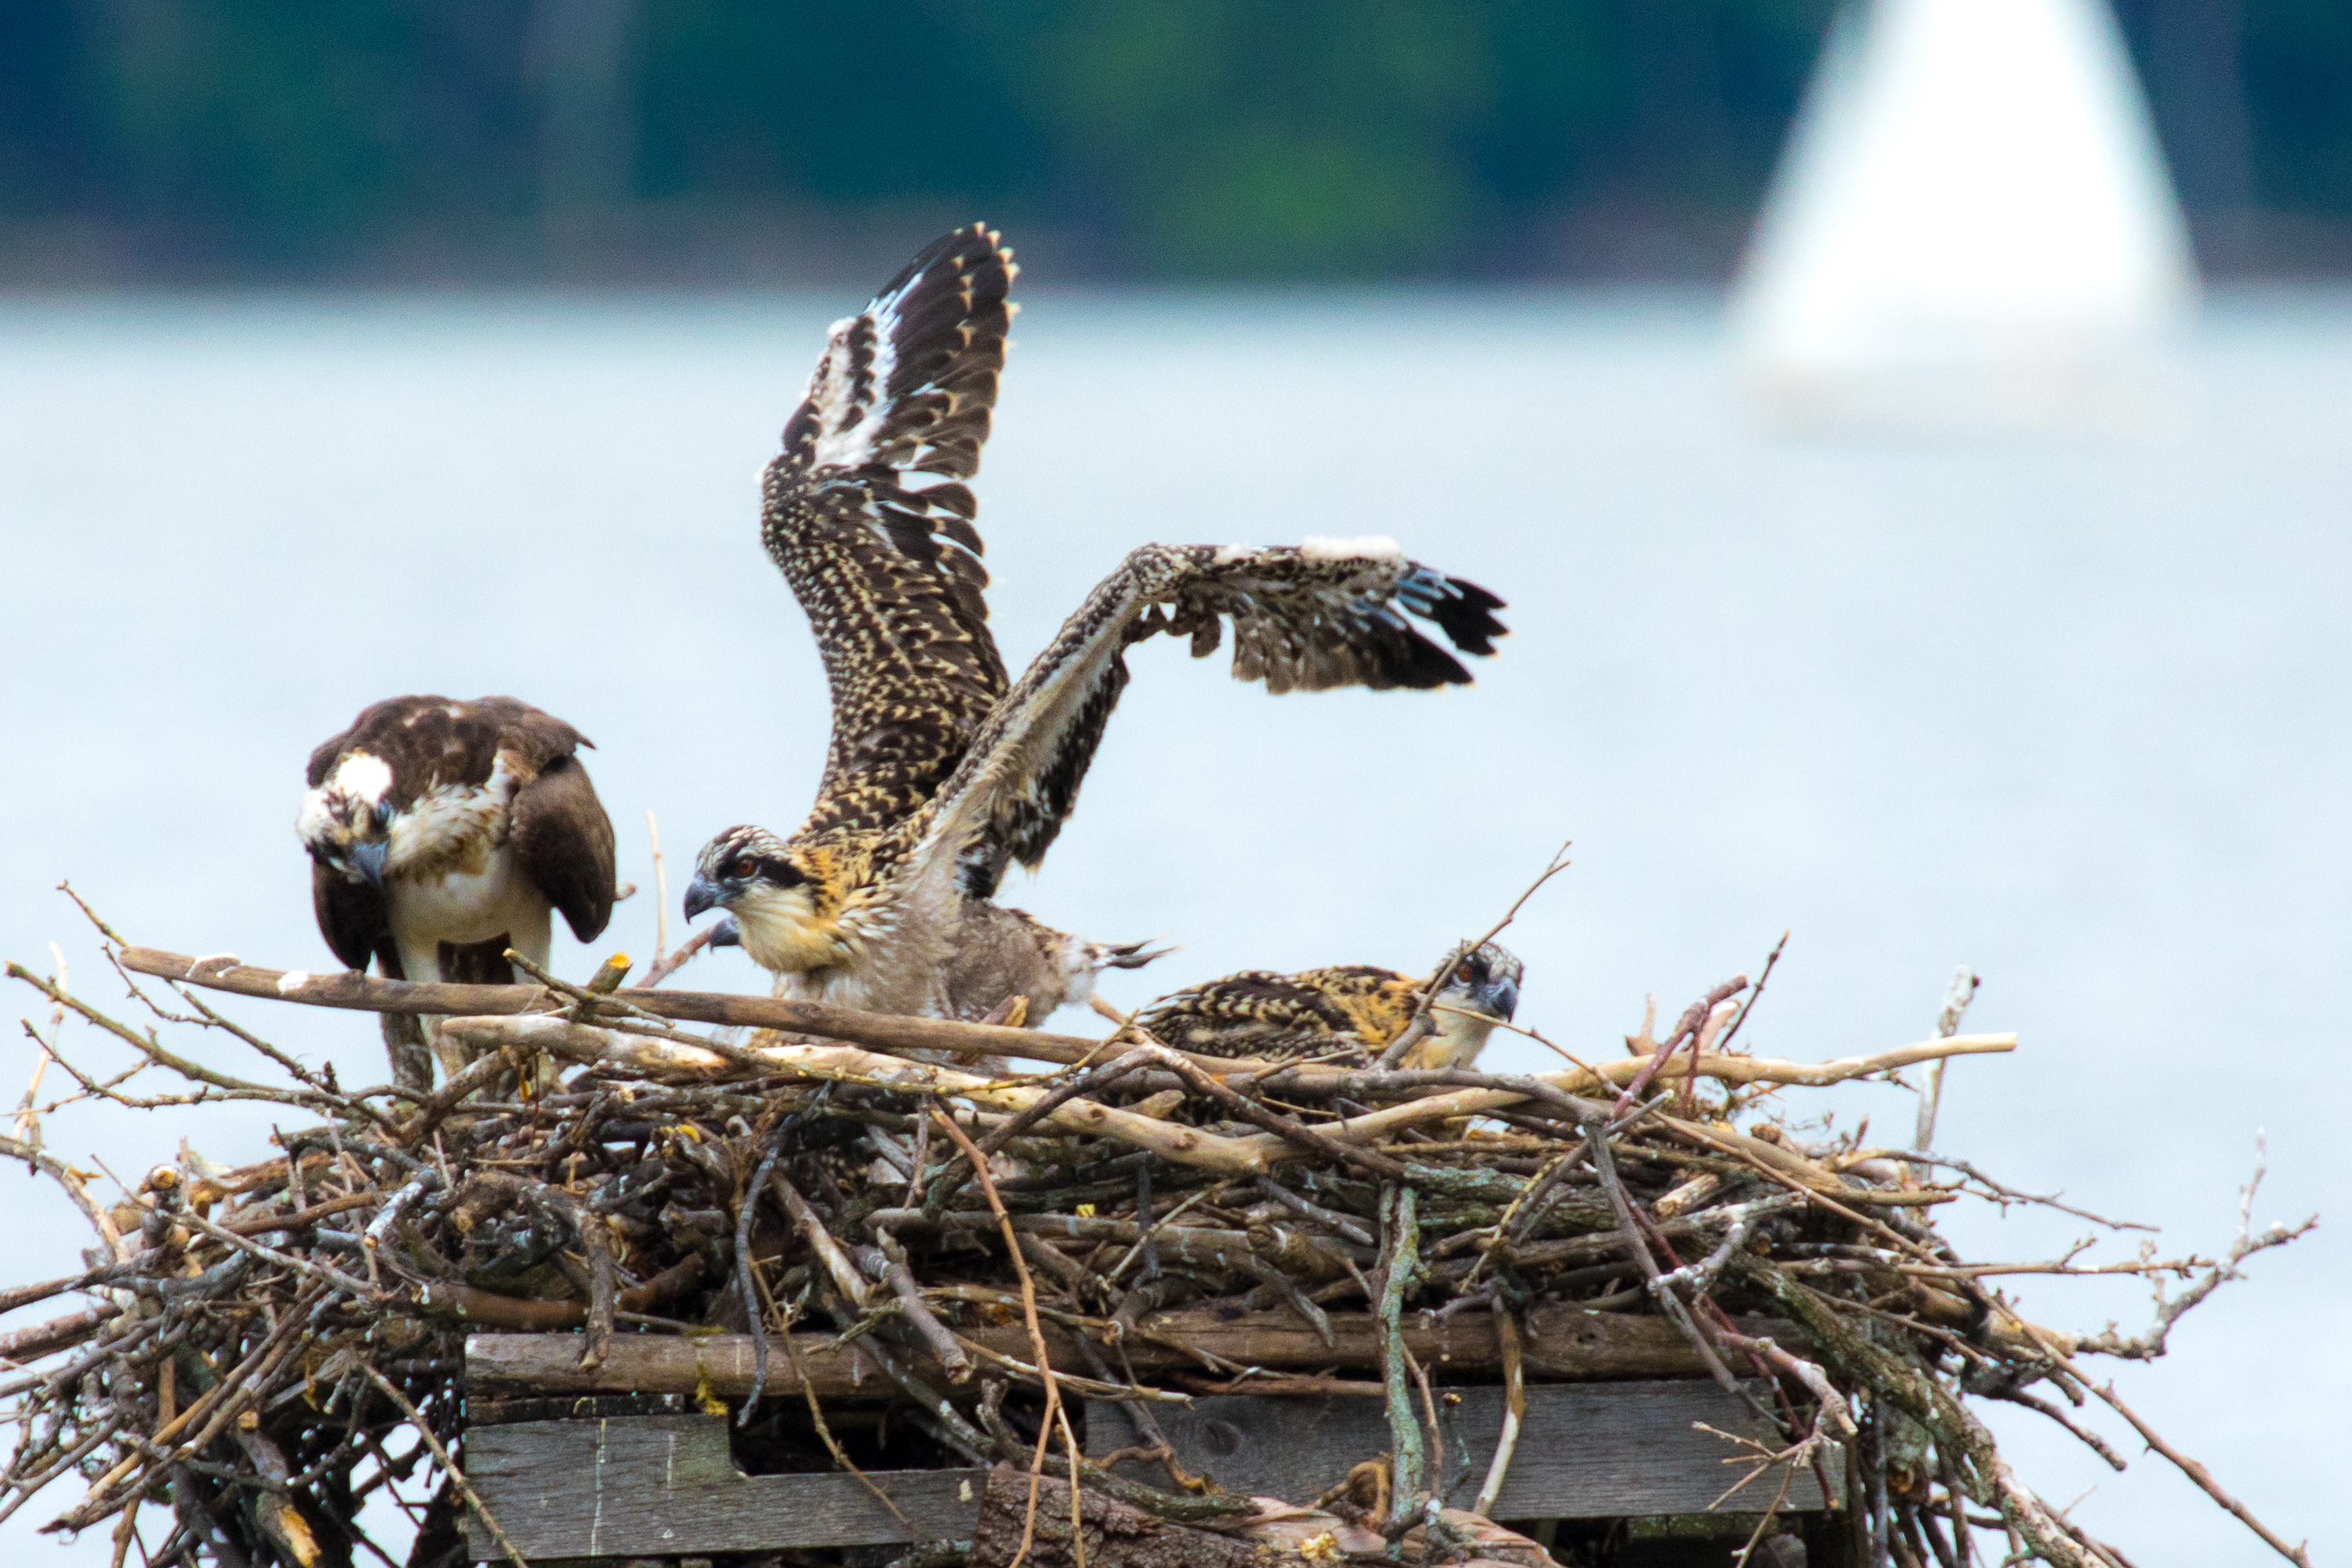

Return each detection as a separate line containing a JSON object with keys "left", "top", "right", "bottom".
{"left": 765, "top": 224, "right": 1017, "bottom": 840}
{"left": 908, "top": 539, "right": 1506, "bottom": 899}
{"left": 510, "top": 752, "right": 618, "bottom": 944}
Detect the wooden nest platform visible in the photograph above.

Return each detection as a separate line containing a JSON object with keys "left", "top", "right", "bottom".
{"left": 0, "top": 935, "right": 2316, "bottom": 1568}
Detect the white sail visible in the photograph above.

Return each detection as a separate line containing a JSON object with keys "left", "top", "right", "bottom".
{"left": 1733, "top": 0, "right": 2198, "bottom": 436}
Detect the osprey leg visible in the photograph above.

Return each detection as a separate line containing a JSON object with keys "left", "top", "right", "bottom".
{"left": 380, "top": 1010, "right": 433, "bottom": 1094}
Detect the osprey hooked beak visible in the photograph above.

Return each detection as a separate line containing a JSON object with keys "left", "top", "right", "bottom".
{"left": 1479, "top": 971, "right": 1520, "bottom": 1024}
{"left": 351, "top": 840, "right": 390, "bottom": 895}
{"left": 682, "top": 872, "right": 723, "bottom": 924}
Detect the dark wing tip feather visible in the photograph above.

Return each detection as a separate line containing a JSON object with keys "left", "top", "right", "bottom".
{"left": 1322, "top": 562, "right": 1505, "bottom": 690}
{"left": 1404, "top": 567, "right": 1508, "bottom": 659}
{"left": 1185, "top": 548, "right": 1503, "bottom": 695}
{"left": 777, "top": 223, "right": 1018, "bottom": 482}
{"left": 858, "top": 223, "right": 1015, "bottom": 482}
{"left": 1383, "top": 637, "right": 1474, "bottom": 691}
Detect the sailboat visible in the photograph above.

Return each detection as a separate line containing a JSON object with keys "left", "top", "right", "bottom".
{"left": 1732, "top": 0, "right": 2198, "bottom": 437}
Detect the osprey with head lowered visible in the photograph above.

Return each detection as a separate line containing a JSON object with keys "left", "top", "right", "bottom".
{"left": 299, "top": 695, "right": 617, "bottom": 1084}
{"left": 686, "top": 226, "right": 1507, "bottom": 1026}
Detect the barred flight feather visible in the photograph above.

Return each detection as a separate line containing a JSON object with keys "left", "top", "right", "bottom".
{"left": 764, "top": 223, "right": 1018, "bottom": 841}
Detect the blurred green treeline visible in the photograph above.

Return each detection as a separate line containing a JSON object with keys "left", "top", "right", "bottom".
{"left": 0, "top": 1, "right": 2343, "bottom": 281}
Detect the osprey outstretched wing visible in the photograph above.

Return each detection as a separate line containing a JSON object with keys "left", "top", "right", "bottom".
{"left": 686, "top": 228, "right": 1508, "bottom": 1032}
{"left": 764, "top": 223, "right": 1016, "bottom": 841}
{"left": 909, "top": 538, "right": 1507, "bottom": 899}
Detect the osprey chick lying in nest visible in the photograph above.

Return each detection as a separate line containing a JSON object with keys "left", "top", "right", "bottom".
{"left": 686, "top": 225, "right": 1508, "bottom": 1027}
{"left": 1137, "top": 942, "right": 1524, "bottom": 1067}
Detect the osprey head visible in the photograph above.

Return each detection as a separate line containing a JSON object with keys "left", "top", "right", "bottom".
{"left": 1433, "top": 941, "right": 1523, "bottom": 1025}
{"left": 1410, "top": 941, "right": 1523, "bottom": 1071}
{"left": 296, "top": 751, "right": 397, "bottom": 892}
{"left": 685, "top": 826, "right": 836, "bottom": 973}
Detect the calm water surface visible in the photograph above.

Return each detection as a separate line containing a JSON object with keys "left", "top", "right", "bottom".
{"left": 2, "top": 289, "right": 2345, "bottom": 1562}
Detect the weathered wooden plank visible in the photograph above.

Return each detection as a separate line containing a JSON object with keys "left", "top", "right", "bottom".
{"left": 463, "top": 1392, "right": 686, "bottom": 1428}
{"left": 1085, "top": 1380, "right": 1838, "bottom": 1519}
{"left": 465, "top": 1307, "right": 1805, "bottom": 1399}
{"left": 466, "top": 1327, "right": 958, "bottom": 1403}
{"left": 461, "top": 1415, "right": 983, "bottom": 1559}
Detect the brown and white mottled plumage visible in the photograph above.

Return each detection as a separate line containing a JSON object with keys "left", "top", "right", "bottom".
{"left": 687, "top": 226, "right": 1508, "bottom": 1029}
{"left": 1138, "top": 942, "right": 1524, "bottom": 1067}
{"left": 764, "top": 224, "right": 1013, "bottom": 844}
{"left": 299, "top": 695, "right": 617, "bottom": 1081}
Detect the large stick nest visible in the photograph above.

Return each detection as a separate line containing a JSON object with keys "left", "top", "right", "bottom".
{"left": 0, "top": 908, "right": 2314, "bottom": 1568}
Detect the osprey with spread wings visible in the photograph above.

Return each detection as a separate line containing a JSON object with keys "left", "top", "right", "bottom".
{"left": 685, "top": 226, "right": 1507, "bottom": 1025}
